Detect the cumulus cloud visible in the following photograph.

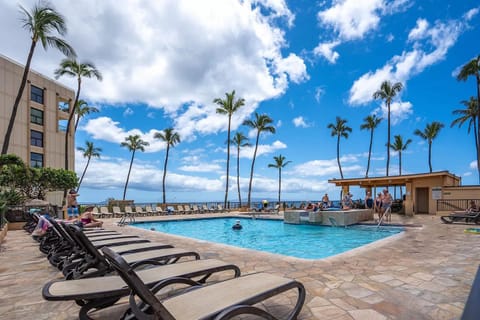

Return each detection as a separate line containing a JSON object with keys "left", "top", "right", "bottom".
{"left": 314, "top": 0, "right": 411, "bottom": 62}
{"left": 242, "top": 140, "right": 287, "bottom": 159}
{"left": 0, "top": 0, "right": 306, "bottom": 141}
{"left": 349, "top": 9, "right": 472, "bottom": 116}
{"left": 314, "top": 87, "right": 325, "bottom": 103}
{"left": 292, "top": 116, "right": 310, "bottom": 128}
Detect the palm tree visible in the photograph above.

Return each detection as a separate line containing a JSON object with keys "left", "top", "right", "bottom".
{"left": 76, "top": 141, "right": 102, "bottom": 191}
{"left": 243, "top": 113, "right": 276, "bottom": 207}
{"left": 74, "top": 99, "right": 99, "bottom": 132}
{"left": 390, "top": 135, "right": 412, "bottom": 175}
{"left": 213, "top": 90, "right": 245, "bottom": 209}
{"left": 1, "top": 2, "right": 75, "bottom": 154}
{"left": 120, "top": 135, "right": 149, "bottom": 200}
{"left": 154, "top": 128, "right": 181, "bottom": 204}
{"left": 54, "top": 58, "right": 102, "bottom": 170}
{"left": 451, "top": 97, "right": 479, "bottom": 182}
{"left": 457, "top": 55, "right": 480, "bottom": 182}
{"left": 230, "top": 132, "right": 250, "bottom": 207}
{"left": 268, "top": 154, "right": 291, "bottom": 208}
{"left": 327, "top": 117, "right": 352, "bottom": 179}
{"left": 414, "top": 122, "right": 444, "bottom": 173}
{"left": 360, "top": 114, "right": 382, "bottom": 177}
{"left": 373, "top": 80, "right": 403, "bottom": 176}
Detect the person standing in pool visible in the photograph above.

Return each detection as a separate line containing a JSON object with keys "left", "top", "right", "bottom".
{"left": 232, "top": 220, "right": 242, "bottom": 230}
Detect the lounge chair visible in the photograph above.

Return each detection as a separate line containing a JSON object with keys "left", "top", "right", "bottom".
{"left": 42, "top": 258, "right": 241, "bottom": 319}
{"left": 99, "top": 206, "right": 113, "bottom": 219}
{"left": 440, "top": 211, "right": 480, "bottom": 224}
{"left": 135, "top": 206, "right": 146, "bottom": 217}
{"left": 192, "top": 204, "right": 202, "bottom": 213}
{"left": 177, "top": 205, "right": 185, "bottom": 214}
{"left": 102, "top": 246, "right": 306, "bottom": 320}
{"left": 183, "top": 205, "right": 193, "bottom": 214}
{"left": 112, "top": 206, "right": 123, "bottom": 218}
{"left": 202, "top": 204, "right": 212, "bottom": 213}
{"left": 62, "top": 224, "right": 201, "bottom": 279}
{"left": 119, "top": 206, "right": 136, "bottom": 225}
{"left": 155, "top": 206, "right": 166, "bottom": 215}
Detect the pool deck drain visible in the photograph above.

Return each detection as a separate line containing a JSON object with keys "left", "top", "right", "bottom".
{"left": 0, "top": 213, "right": 478, "bottom": 319}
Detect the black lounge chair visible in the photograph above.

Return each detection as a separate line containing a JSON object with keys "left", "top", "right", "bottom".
{"left": 43, "top": 259, "right": 241, "bottom": 320}
{"left": 102, "top": 246, "right": 306, "bottom": 320}
{"left": 441, "top": 211, "right": 480, "bottom": 224}
{"left": 63, "top": 224, "right": 200, "bottom": 279}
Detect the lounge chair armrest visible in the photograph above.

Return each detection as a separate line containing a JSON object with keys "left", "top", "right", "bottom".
{"left": 130, "top": 259, "right": 169, "bottom": 270}
{"left": 214, "top": 304, "right": 277, "bottom": 320}
{"left": 149, "top": 276, "right": 202, "bottom": 294}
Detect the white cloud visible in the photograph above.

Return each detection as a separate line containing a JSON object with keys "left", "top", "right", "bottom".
{"left": 0, "top": 0, "right": 306, "bottom": 141}
{"left": 349, "top": 12, "right": 469, "bottom": 107}
{"left": 292, "top": 116, "right": 310, "bottom": 128}
{"left": 464, "top": 8, "right": 479, "bottom": 21}
{"left": 373, "top": 101, "right": 413, "bottom": 125}
{"left": 123, "top": 107, "right": 134, "bottom": 117}
{"left": 314, "top": 87, "right": 325, "bottom": 103}
{"left": 242, "top": 140, "right": 287, "bottom": 159}
{"left": 470, "top": 160, "right": 478, "bottom": 170}
{"left": 408, "top": 18, "right": 429, "bottom": 41}
{"left": 313, "top": 41, "right": 340, "bottom": 63}
{"left": 314, "top": 0, "right": 411, "bottom": 63}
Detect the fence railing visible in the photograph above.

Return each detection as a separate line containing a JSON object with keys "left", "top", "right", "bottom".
{"left": 436, "top": 199, "right": 478, "bottom": 212}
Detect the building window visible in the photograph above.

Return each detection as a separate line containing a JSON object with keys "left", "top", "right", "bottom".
{"left": 31, "top": 85, "right": 44, "bottom": 104}
{"left": 58, "top": 100, "right": 70, "bottom": 113}
{"left": 30, "top": 152, "right": 43, "bottom": 168}
{"left": 30, "top": 130, "right": 43, "bottom": 147}
{"left": 58, "top": 119, "right": 68, "bottom": 132}
{"left": 30, "top": 108, "right": 44, "bottom": 125}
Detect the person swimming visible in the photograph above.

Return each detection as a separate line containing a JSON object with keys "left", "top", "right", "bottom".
{"left": 232, "top": 220, "right": 242, "bottom": 230}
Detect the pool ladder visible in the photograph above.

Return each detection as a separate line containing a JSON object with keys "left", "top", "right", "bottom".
{"left": 377, "top": 207, "right": 391, "bottom": 228}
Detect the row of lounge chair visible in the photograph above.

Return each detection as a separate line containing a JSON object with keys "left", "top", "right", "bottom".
{"left": 33, "top": 217, "right": 306, "bottom": 319}
{"left": 91, "top": 204, "right": 231, "bottom": 219}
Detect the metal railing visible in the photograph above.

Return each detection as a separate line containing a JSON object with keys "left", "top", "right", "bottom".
{"left": 436, "top": 199, "right": 479, "bottom": 212}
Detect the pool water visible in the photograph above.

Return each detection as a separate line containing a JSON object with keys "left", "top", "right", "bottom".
{"left": 132, "top": 218, "right": 403, "bottom": 259}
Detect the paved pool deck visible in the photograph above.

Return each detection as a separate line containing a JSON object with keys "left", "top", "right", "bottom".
{"left": 0, "top": 212, "right": 479, "bottom": 319}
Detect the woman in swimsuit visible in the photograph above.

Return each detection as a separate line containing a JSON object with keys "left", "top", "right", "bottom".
{"left": 80, "top": 206, "right": 103, "bottom": 228}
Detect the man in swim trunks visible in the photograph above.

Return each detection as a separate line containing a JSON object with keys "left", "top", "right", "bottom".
{"left": 66, "top": 189, "right": 79, "bottom": 220}
{"left": 381, "top": 189, "right": 392, "bottom": 221}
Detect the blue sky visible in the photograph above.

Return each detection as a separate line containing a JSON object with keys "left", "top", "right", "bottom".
{"left": 1, "top": 0, "right": 479, "bottom": 203}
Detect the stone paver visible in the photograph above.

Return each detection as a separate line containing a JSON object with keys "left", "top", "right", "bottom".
{"left": 0, "top": 213, "right": 479, "bottom": 319}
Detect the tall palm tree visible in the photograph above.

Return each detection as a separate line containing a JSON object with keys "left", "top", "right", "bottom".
{"left": 54, "top": 58, "right": 102, "bottom": 171}
{"left": 451, "top": 97, "right": 479, "bottom": 182}
{"left": 390, "top": 135, "right": 412, "bottom": 175}
{"left": 414, "top": 122, "right": 444, "bottom": 173}
{"left": 243, "top": 113, "right": 276, "bottom": 207}
{"left": 120, "top": 135, "right": 149, "bottom": 200}
{"left": 213, "top": 90, "right": 245, "bottom": 209}
{"left": 458, "top": 55, "right": 480, "bottom": 182}
{"left": 373, "top": 80, "right": 403, "bottom": 176}
{"left": 360, "top": 114, "right": 382, "bottom": 177}
{"left": 76, "top": 141, "right": 102, "bottom": 191}
{"left": 268, "top": 154, "right": 291, "bottom": 208}
{"left": 154, "top": 128, "right": 181, "bottom": 204}
{"left": 74, "top": 99, "right": 99, "bottom": 132}
{"left": 327, "top": 117, "right": 352, "bottom": 179}
{"left": 2, "top": 2, "right": 75, "bottom": 154}
{"left": 230, "top": 132, "right": 250, "bottom": 207}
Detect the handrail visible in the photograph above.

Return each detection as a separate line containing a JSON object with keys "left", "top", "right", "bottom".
{"left": 377, "top": 206, "right": 391, "bottom": 228}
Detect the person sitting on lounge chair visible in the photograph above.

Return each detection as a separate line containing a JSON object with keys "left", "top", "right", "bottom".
{"left": 80, "top": 206, "right": 103, "bottom": 228}
{"left": 466, "top": 200, "right": 479, "bottom": 214}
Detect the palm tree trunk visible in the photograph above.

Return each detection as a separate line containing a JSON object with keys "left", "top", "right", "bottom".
{"left": 2, "top": 40, "right": 37, "bottom": 155}
{"left": 399, "top": 152, "right": 402, "bottom": 175}
{"left": 428, "top": 141, "right": 432, "bottom": 173}
{"left": 278, "top": 167, "right": 281, "bottom": 206}
{"left": 476, "top": 74, "right": 480, "bottom": 183}
{"left": 474, "top": 118, "right": 480, "bottom": 183}
{"left": 224, "top": 118, "right": 231, "bottom": 209}
{"left": 247, "top": 133, "right": 260, "bottom": 207}
{"left": 366, "top": 129, "right": 373, "bottom": 177}
{"left": 77, "top": 156, "right": 91, "bottom": 191}
{"left": 386, "top": 102, "right": 391, "bottom": 176}
{"left": 336, "top": 135, "right": 343, "bottom": 179}
{"left": 236, "top": 146, "right": 242, "bottom": 207}
{"left": 162, "top": 146, "right": 170, "bottom": 204}
{"left": 65, "top": 77, "right": 81, "bottom": 170}
{"left": 123, "top": 150, "right": 135, "bottom": 200}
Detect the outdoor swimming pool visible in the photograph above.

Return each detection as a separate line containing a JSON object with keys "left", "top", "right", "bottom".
{"left": 132, "top": 218, "right": 403, "bottom": 259}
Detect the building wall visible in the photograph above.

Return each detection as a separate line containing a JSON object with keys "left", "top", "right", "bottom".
{"left": 0, "top": 55, "right": 75, "bottom": 206}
